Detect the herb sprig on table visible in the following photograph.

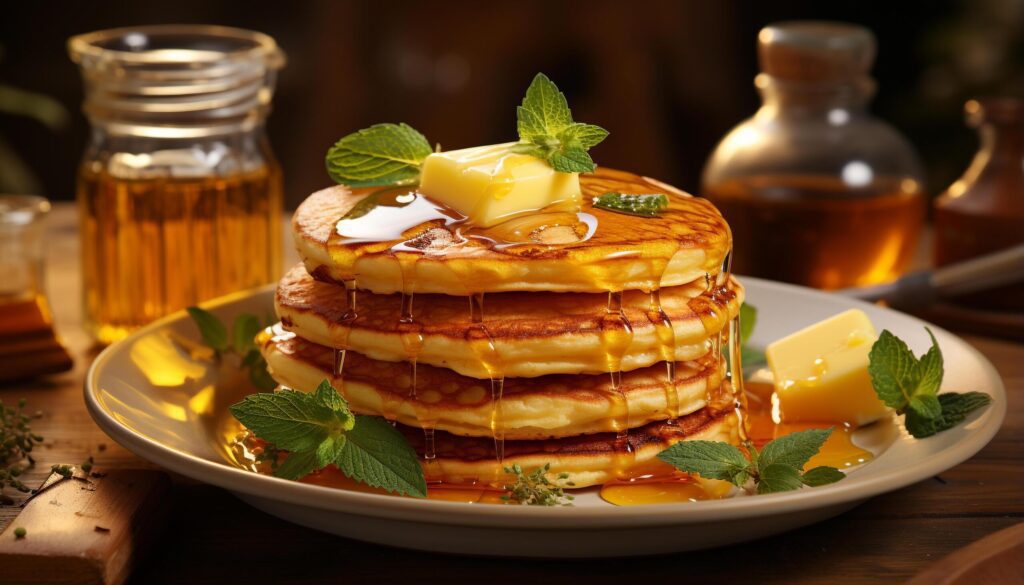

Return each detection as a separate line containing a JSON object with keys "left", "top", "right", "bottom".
{"left": 324, "top": 73, "right": 608, "bottom": 186}
{"left": 658, "top": 429, "right": 845, "bottom": 494}
{"left": 0, "top": 398, "right": 42, "bottom": 504}
{"left": 868, "top": 328, "right": 991, "bottom": 438}
{"left": 231, "top": 380, "right": 427, "bottom": 497}
{"left": 187, "top": 307, "right": 276, "bottom": 391}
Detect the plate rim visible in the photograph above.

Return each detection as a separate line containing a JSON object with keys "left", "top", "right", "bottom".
{"left": 84, "top": 277, "right": 1007, "bottom": 529}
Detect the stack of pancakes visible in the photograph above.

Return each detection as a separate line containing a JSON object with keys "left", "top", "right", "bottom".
{"left": 259, "top": 168, "right": 743, "bottom": 488}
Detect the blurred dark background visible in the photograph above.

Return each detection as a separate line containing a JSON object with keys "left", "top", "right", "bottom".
{"left": 1, "top": 0, "right": 1022, "bottom": 207}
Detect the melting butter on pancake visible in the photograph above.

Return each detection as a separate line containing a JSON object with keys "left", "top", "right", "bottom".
{"left": 260, "top": 326, "right": 724, "bottom": 440}
{"left": 293, "top": 167, "right": 732, "bottom": 295}
{"left": 276, "top": 264, "right": 743, "bottom": 378}
{"left": 401, "top": 409, "right": 739, "bottom": 488}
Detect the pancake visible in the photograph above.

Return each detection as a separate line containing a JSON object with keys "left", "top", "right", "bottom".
{"left": 276, "top": 264, "right": 742, "bottom": 378}
{"left": 402, "top": 408, "right": 739, "bottom": 488}
{"left": 294, "top": 167, "right": 732, "bottom": 295}
{"left": 260, "top": 325, "right": 732, "bottom": 440}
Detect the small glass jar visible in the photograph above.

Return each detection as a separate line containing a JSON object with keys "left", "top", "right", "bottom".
{"left": 934, "top": 98, "right": 1024, "bottom": 312}
{"left": 702, "top": 22, "right": 926, "bottom": 290}
{"left": 69, "top": 25, "right": 285, "bottom": 344}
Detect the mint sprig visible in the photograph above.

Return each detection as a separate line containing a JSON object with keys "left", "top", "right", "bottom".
{"left": 868, "top": 328, "right": 991, "bottom": 439}
{"left": 231, "top": 380, "right": 428, "bottom": 497}
{"left": 657, "top": 429, "right": 845, "bottom": 495}
{"left": 510, "top": 73, "right": 608, "bottom": 173}
{"left": 325, "top": 123, "right": 432, "bottom": 187}
{"left": 187, "top": 307, "right": 276, "bottom": 391}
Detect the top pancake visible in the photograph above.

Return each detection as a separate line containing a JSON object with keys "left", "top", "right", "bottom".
{"left": 294, "top": 167, "right": 732, "bottom": 295}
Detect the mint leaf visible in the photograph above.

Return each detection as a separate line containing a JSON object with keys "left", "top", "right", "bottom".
{"left": 517, "top": 73, "right": 572, "bottom": 140}
{"left": 274, "top": 450, "right": 318, "bottom": 480}
{"left": 229, "top": 389, "right": 352, "bottom": 454}
{"left": 800, "top": 466, "right": 845, "bottom": 487}
{"left": 313, "top": 380, "right": 350, "bottom": 414}
{"left": 335, "top": 415, "right": 427, "bottom": 497}
{"left": 868, "top": 330, "right": 922, "bottom": 409}
{"left": 757, "top": 463, "right": 804, "bottom": 494}
{"left": 908, "top": 393, "right": 942, "bottom": 420}
{"left": 757, "top": 428, "right": 833, "bottom": 471}
{"left": 592, "top": 192, "right": 669, "bottom": 217}
{"left": 316, "top": 435, "right": 347, "bottom": 468}
{"left": 905, "top": 392, "right": 992, "bottom": 438}
{"left": 740, "top": 303, "right": 757, "bottom": 344}
{"left": 561, "top": 122, "right": 609, "bottom": 149}
{"left": 187, "top": 307, "right": 228, "bottom": 352}
{"left": 325, "top": 123, "right": 432, "bottom": 187}
{"left": 918, "top": 329, "right": 944, "bottom": 396}
{"left": 656, "top": 440, "right": 751, "bottom": 486}
{"left": 549, "top": 145, "right": 596, "bottom": 173}
{"left": 231, "top": 314, "right": 261, "bottom": 355}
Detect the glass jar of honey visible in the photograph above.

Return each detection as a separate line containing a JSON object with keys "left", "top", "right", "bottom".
{"left": 69, "top": 25, "right": 285, "bottom": 344}
{"left": 702, "top": 21, "right": 925, "bottom": 290}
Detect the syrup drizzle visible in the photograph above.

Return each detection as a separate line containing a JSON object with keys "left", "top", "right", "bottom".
{"left": 600, "top": 290, "right": 636, "bottom": 478}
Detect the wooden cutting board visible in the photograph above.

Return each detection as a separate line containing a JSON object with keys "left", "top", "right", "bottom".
{"left": 0, "top": 469, "right": 170, "bottom": 585}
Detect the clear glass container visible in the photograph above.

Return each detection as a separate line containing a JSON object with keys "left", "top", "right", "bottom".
{"left": 69, "top": 25, "right": 285, "bottom": 344}
{"left": 934, "top": 98, "right": 1024, "bottom": 312}
{"left": 702, "top": 21, "right": 926, "bottom": 290}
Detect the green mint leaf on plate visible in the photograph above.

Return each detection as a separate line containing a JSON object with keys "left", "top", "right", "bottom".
{"left": 325, "top": 123, "right": 432, "bottom": 187}
{"left": 756, "top": 463, "right": 804, "bottom": 494}
{"left": 336, "top": 415, "right": 427, "bottom": 497}
{"left": 230, "top": 388, "right": 353, "bottom": 454}
{"left": 232, "top": 314, "right": 261, "bottom": 356}
{"left": 186, "top": 307, "right": 228, "bottom": 352}
{"left": 592, "top": 192, "right": 669, "bottom": 217}
{"left": 514, "top": 73, "right": 608, "bottom": 173}
{"left": 248, "top": 356, "right": 278, "bottom": 392}
{"left": 868, "top": 328, "right": 991, "bottom": 439}
{"left": 656, "top": 440, "right": 751, "bottom": 486}
{"left": 658, "top": 429, "right": 844, "bottom": 494}
{"left": 799, "top": 466, "right": 845, "bottom": 487}
{"left": 739, "top": 303, "right": 767, "bottom": 373}
{"left": 905, "top": 392, "right": 992, "bottom": 438}
{"left": 273, "top": 450, "right": 318, "bottom": 480}
{"left": 758, "top": 428, "right": 833, "bottom": 471}
{"left": 740, "top": 303, "right": 757, "bottom": 343}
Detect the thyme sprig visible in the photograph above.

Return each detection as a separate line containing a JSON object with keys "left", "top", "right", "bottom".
{"left": 502, "top": 463, "right": 575, "bottom": 506}
{"left": 0, "top": 398, "right": 43, "bottom": 505}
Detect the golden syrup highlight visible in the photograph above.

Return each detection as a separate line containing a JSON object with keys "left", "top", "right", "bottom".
{"left": 600, "top": 473, "right": 733, "bottom": 506}
{"left": 78, "top": 165, "right": 282, "bottom": 344}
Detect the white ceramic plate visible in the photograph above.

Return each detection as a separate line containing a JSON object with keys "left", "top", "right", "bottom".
{"left": 85, "top": 278, "right": 1005, "bottom": 558}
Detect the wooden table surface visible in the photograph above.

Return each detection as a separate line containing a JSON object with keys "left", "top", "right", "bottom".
{"left": 2, "top": 205, "right": 1022, "bottom": 584}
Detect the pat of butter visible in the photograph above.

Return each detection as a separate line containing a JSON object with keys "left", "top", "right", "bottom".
{"left": 419, "top": 142, "right": 581, "bottom": 227}
{"left": 766, "top": 309, "right": 889, "bottom": 426}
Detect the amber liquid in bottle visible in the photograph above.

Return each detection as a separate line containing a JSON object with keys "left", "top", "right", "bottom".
{"left": 706, "top": 175, "right": 924, "bottom": 290}
{"left": 77, "top": 165, "right": 283, "bottom": 344}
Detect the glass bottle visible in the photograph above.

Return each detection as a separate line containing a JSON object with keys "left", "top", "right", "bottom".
{"left": 69, "top": 25, "right": 285, "bottom": 344}
{"left": 934, "top": 98, "right": 1024, "bottom": 312}
{"left": 702, "top": 22, "right": 926, "bottom": 290}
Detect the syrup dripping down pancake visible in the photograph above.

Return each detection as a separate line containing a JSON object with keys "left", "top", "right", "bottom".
{"left": 276, "top": 264, "right": 742, "bottom": 378}
{"left": 259, "top": 325, "right": 725, "bottom": 440}
{"left": 399, "top": 408, "right": 738, "bottom": 488}
{"left": 293, "top": 167, "right": 732, "bottom": 295}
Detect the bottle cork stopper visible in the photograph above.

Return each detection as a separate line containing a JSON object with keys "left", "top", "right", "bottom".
{"left": 758, "top": 21, "right": 876, "bottom": 83}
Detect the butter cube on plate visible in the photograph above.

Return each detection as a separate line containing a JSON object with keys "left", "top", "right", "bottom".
{"left": 766, "top": 309, "right": 890, "bottom": 426}
{"left": 419, "top": 143, "right": 581, "bottom": 227}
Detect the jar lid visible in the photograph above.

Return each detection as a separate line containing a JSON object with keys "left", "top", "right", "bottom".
{"left": 68, "top": 25, "right": 285, "bottom": 135}
{"left": 758, "top": 21, "right": 876, "bottom": 83}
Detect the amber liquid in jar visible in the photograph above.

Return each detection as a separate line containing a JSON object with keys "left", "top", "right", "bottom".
{"left": 706, "top": 175, "right": 924, "bottom": 290}
{"left": 78, "top": 165, "right": 282, "bottom": 344}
